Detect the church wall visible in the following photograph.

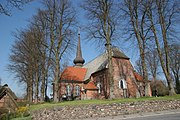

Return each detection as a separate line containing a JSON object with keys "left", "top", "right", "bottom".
{"left": 89, "top": 58, "right": 141, "bottom": 99}
{"left": 91, "top": 69, "right": 110, "bottom": 99}
{"left": 59, "top": 82, "right": 84, "bottom": 100}
{"left": 112, "top": 58, "right": 138, "bottom": 98}
{"left": 82, "top": 90, "right": 98, "bottom": 100}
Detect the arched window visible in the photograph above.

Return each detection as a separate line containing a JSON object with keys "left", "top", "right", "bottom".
{"left": 120, "top": 80, "right": 124, "bottom": 89}
{"left": 75, "top": 85, "right": 80, "bottom": 96}
{"left": 66, "top": 85, "right": 71, "bottom": 96}
{"left": 119, "top": 79, "right": 127, "bottom": 89}
{"left": 97, "top": 82, "right": 101, "bottom": 94}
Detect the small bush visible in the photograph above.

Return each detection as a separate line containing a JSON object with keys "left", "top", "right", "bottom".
{"left": 23, "top": 111, "right": 30, "bottom": 117}
{"left": 151, "top": 80, "right": 169, "bottom": 96}
{"left": 15, "top": 106, "right": 30, "bottom": 118}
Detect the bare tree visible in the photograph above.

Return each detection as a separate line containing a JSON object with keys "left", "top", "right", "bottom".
{"left": 82, "top": 0, "right": 121, "bottom": 99}
{"left": 43, "top": 0, "right": 76, "bottom": 102}
{"left": 0, "top": 0, "right": 33, "bottom": 16}
{"left": 121, "top": 0, "right": 151, "bottom": 96}
{"left": 8, "top": 0, "right": 76, "bottom": 103}
{"left": 29, "top": 27, "right": 43, "bottom": 103}
{"left": 9, "top": 25, "right": 49, "bottom": 103}
{"left": 146, "top": 0, "right": 179, "bottom": 95}
{"left": 169, "top": 44, "right": 180, "bottom": 93}
{"left": 9, "top": 29, "right": 35, "bottom": 102}
{"left": 135, "top": 58, "right": 143, "bottom": 76}
{"left": 122, "top": 0, "right": 179, "bottom": 95}
{"left": 31, "top": 9, "right": 50, "bottom": 102}
{"left": 145, "top": 47, "right": 160, "bottom": 91}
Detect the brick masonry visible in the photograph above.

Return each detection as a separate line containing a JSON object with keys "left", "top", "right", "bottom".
{"left": 32, "top": 100, "right": 180, "bottom": 120}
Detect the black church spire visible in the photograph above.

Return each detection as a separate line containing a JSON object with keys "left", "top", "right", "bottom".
{"left": 73, "top": 31, "right": 85, "bottom": 67}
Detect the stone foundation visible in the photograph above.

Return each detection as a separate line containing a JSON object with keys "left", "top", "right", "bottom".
{"left": 32, "top": 100, "right": 180, "bottom": 120}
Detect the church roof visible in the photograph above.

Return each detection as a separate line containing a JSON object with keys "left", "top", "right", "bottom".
{"left": 134, "top": 72, "right": 144, "bottom": 82}
{"left": 83, "top": 47, "right": 129, "bottom": 80}
{"left": 83, "top": 53, "right": 108, "bottom": 80}
{"left": 73, "top": 33, "right": 85, "bottom": 67}
{"left": 60, "top": 67, "right": 87, "bottom": 82}
{"left": 60, "top": 47, "right": 130, "bottom": 84}
{"left": 84, "top": 81, "right": 98, "bottom": 90}
{"left": 112, "top": 47, "right": 129, "bottom": 59}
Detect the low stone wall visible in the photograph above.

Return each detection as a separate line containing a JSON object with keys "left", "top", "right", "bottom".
{"left": 32, "top": 100, "right": 180, "bottom": 120}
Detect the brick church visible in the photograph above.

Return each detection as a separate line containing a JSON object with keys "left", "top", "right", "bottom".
{"left": 59, "top": 33, "right": 151, "bottom": 100}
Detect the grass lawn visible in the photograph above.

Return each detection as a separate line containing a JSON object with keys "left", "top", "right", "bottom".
{"left": 10, "top": 95, "right": 179, "bottom": 120}
{"left": 11, "top": 116, "right": 32, "bottom": 120}
{"left": 29, "top": 94, "right": 180, "bottom": 112}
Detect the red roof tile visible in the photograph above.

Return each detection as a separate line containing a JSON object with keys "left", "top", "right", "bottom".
{"left": 60, "top": 67, "right": 87, "bottom": 82}
{"left": 134, "top": 72, "right": 144, "bottom": 82}
{"left": 84, "top": 81, "right": 98, "bottom": 90}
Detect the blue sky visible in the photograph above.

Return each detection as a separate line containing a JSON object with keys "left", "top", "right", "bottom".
{"left": 0, "top": 1, "right": 43, "bottom": 97}
{"left": 0, "top": 0, "right": 100, "bottom": 97}
{"left": 0, "top": 0, "right": 139, "bottom": 97}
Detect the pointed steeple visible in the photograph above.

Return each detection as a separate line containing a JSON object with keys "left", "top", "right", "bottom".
{"left": 73, "top": 30, "right": 85, "bottom": 67}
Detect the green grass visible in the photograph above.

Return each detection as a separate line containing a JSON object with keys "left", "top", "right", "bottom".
{"left": 29, "top": 94, "right": 180, "bottom": 112}
{"left": 11, "top": 116, "right": 32, "bottom": 120}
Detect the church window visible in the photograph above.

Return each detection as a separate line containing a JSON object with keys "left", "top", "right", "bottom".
{"left": 119, "top": 79, "right": 127, "bottom": 89}
{"left": 75, "top": 85, "right": 80, "bottom": 96}
{"left": 97, "top": 82, "right": 101, "bottom": 94}
{"left": 66, "top": 85, "right": 71, "bottom": 96}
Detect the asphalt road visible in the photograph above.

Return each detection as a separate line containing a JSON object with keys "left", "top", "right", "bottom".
{"left": 81, "top": 109, "right": 180, "bottom": 120}
{"left": 120, "top": 112, "right": 180, "bottom": 120}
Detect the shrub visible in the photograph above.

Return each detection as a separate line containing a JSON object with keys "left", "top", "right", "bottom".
{"left": 151, "top": 80, "right": 169, "bottom": 96}
{"left": 16, "top": 106, "right": 30, "bottom": 118}
{"left": 23, "top": 111, "right": 30, "bottom": 117}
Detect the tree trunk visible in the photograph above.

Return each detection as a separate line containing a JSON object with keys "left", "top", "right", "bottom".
{"left": 45, "top": 73, "right": 48, "bottom": 100}
{"left": 156, "top": 0, "right": 176, "bottom": 95}
{"left": 140, "top": 44, "right": 149, "bottom": 96}
{"left": 27, "top": 68, "right": 33, "bottom": 103}
{"left": 40, "top": 69, "right": 45, "bottom": 102}
{"left": 34, "top": 70, "right": 39, "bottom": 104}
{"left": 53, "top": 53, "right": 60, "bottom": 102}
{"left": 27, "top": 82, "right": 30, "bottom": 101}
{"left": 40, "top": 53, "right": 46, "bottom": 102}
{"left": 106, "top": 43, "right": 115, "bottom": 99}
{"left": 127, "top": 0, "right": 149, "bottom": 96}
{"left": 175, "top": 76, "right": 180, "bottom": 94}
{"left": 29, "top": 77, "right": 33, "bottom": 103}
